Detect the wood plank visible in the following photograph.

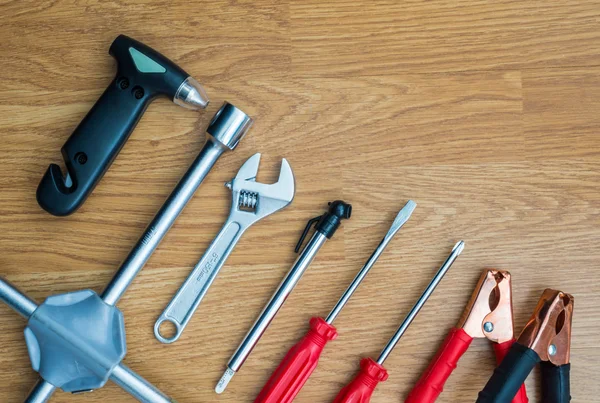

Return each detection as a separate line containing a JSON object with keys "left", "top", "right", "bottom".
{"left": 290, "top": 0, "right": 600, "bottom": 76}
{"left": 0, "top": 1, "right": 598, "bottom": 402}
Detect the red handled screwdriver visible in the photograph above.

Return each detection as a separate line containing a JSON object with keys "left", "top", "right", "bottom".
{"left": 334, "top": 241, "right": 465, "bottom": 403}
{"left": 254, "top": 200, "right": 417, "bottom": 403}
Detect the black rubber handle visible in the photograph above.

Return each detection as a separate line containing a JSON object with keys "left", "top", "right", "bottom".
{"left": 541, "top": 362, "right": 571, "bottom": 403}
{"left": 36, "top": 35, "right": 190, "bottom": 216}
{"left": 477, "top": 342, "right": 541, "bottom": 403}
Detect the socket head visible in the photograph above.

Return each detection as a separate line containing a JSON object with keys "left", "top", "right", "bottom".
{"left": 207, "top": 102, "right": 253, "bottom": 150}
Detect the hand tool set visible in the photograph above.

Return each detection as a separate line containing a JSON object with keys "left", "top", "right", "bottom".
{"left": 0, "top": 34, "right": 577, "bottom": 403}
{"left": 255, "top": 200, "right": 416, "bottom": 403}
{"left": 2, "top": 98, "right": 251, "bottom": 403}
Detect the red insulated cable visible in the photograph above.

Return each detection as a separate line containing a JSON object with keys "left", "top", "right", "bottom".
{"left": 493, "top": 339, "right": 529, "bottom": 403}
{"left": 405, "top": 327, "right": 473, "bottom": 403}
{"left": 332, "top": 357, "right": 389, "bottom": 403}
{"left": 255, "top": 317, "right": 337, "bottom": 403}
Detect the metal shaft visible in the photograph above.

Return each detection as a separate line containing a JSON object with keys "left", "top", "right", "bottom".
{"left": 377, "top": 241, "right": 465, "bottom": 365}
{"left": 101, "top": 139, "right": 226, "bottom": 306}
{"left": 110, "top": 363, "right": 173, "bottom": 403}
{"left": 24, "top": 379, "right": 56, "bottom": 403}
{"left": 228, "top": 231, "right": 328, "bottom": 372}
{"left": 326, "top": 200, "right": 416, "bottom": 324}
{"left": 0, "top": 277, "right": 37, "bottom": 318}
{"left": 0, "top": 277, "right": 175, "bottom": 403}
{"left": 0, "top": 279, "right": 55, "bottom": 403}
{"left": 102, "top": 101, "right": 252, "bottom": 306}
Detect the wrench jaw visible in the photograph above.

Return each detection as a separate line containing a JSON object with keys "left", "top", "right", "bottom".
{"left": 234, "top": 153, "right": 262, "bottom": 181}
{"left": 226, "top": 153, "right": 296, "bottom": 221}
{"left": 275, "top": 159, "right": 295, "bottom": 203}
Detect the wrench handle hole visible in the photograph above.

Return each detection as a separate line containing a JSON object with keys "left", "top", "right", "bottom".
{"left": 158, "top": 319, "right": 179, "bottom": 341}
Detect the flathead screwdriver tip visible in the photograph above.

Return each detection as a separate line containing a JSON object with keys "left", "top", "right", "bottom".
{"left": 386, "top": 200, "right": 417, "bottom": 239}
{"left": 215, "top": 367, "right": 235, "bottom": 394}
{"left": 453, "top": 240, "right": 465, "bottom": 255}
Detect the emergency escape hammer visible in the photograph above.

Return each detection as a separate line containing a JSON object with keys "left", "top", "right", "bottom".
{"left": 37, "top": 34, "right": 209, "bottom": 216}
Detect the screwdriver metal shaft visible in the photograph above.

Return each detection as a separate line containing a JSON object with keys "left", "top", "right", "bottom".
{"left": 378, "top": 240, "right": 465, "bottom": 364}
{"left": 254, "top": 201, "right": 416, "bottom": 403}
{"left": 333, "top": 241, "right": 465, "bottom": 403}
{"left": 217, "top": 231, "right": 328, "bottom": 394}
{"left": 326, "top": 200, "right": 416, "bottom": 324}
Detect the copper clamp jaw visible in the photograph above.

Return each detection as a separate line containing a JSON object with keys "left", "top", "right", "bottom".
{"left": 457, "top": 269, "right": 514, "bottom": 343}
{"left": 477, "top": 288, "right": 574, "bottom": 403}
{"left": 518, "top": 288, "right": 573, "bottom": 365}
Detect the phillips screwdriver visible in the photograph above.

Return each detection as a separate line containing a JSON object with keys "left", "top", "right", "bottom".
{"left": 215, "top": 200, "right": 352, "bottom": 394}
{"left": 254, "top": 200, "right": 417, "bottom": 403}
{"left": 333, "top": 241, "right": 465, "bottom": 403}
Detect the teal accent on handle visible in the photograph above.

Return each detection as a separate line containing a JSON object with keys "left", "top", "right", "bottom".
{"left": 129, "top": 47, "right": 166, "bottom": 73}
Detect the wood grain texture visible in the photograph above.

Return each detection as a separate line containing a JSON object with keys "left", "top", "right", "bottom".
{"left": 0, "top": 1, "right": 599, "bottom": 402}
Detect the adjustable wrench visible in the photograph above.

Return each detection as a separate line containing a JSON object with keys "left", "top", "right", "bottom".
{"left": 154, "top": 153, "right": 295, "bottom": 344}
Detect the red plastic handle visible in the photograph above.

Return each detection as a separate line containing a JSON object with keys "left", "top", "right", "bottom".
{"left": 405, "top": 327, "right": 473, "bottom": 403}
{"left": 493, "top": 339, "right": 529, "bottom": 403}
{"left": 255, "top": 317, "right": 337, "bottom": 403}
{"left": 332, "top": 357, "right": 389, "bottom": 403}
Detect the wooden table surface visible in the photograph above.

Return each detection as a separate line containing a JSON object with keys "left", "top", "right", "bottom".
{"left": 1, "top": 1, "right": 599, "bottom": 402}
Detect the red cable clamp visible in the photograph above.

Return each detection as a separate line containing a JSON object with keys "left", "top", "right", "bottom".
{"left": 406, "top": 269, "right": 528, "bottom": 403}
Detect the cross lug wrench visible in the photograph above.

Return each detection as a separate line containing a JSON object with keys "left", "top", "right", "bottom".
{"left": 0, "top": 102, "right": 252, "bottom": 403}
{"left": 155, "top": 153, "right": 295, "bottom": 344}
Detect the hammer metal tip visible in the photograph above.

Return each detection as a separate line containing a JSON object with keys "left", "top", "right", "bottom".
{"left": 174, "top": 77, "right": 209, "bottom": 110}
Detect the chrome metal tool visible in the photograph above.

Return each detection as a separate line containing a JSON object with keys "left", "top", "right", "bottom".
{"left": 0, "top": 278, "right": 174, "bottom": 403}
{"left": 254, "top": 200, "right": 416, "bottom": 403}
{"left": 155, "top": 153, "right": 296, "bottom": 344}
{"left": 0, "top": 102, "right": 252, "bottom": 403}
{"left": 216, "top": 200, "right": 352, "bottom": 394}
{"left": 326, "top": 200, "right": 417, "bottom": 323}
{"left": 102, "top": 102, "right": 252, "bottom": 307}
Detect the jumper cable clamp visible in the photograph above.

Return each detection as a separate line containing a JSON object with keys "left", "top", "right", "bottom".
{"left": 406, "top": 269, "right": 528, "bottom": 403}
{"left": 478, "top": 288, "right": 573, "bottom": 403}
